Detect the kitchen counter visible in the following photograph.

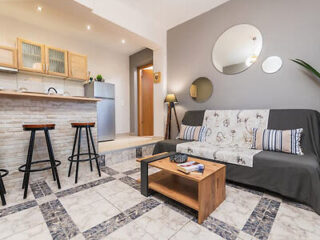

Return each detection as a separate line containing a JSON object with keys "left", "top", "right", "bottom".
{"left": 0, "top": 90, "right": 98, "bottom": 182}
{"left": 0, "top": 90, "right": 100, "bottom": 102}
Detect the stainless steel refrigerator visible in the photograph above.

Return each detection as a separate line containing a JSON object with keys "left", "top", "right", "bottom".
{"left": 85, "top": 82, "right": 115, "bottom": 141}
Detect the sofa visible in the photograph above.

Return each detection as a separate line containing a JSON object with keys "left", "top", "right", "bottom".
{"left": 153, "top": 109, "right": 320, "bottom": 214}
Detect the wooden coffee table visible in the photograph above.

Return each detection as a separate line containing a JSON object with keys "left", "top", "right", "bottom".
{"left": 137, "top": 152, "right": 226, "bottom": 224}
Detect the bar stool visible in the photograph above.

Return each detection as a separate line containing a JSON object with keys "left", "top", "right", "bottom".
{"left": 19, "top": 124, "right": 61, "bottom": 199}
{"left": 68, "top": 123, "right": 101, "bottom": 183}
{"left": 0, "top": 169, "right": 8, "bottom": 205}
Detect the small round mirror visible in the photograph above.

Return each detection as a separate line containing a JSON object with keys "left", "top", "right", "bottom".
{"left": 212, "top": 24, "right": 263, "bottom": 75}
{"left": 262, "top": 56, "right": 283, "bottom": 74}
{"left": 189, "top": 77, "right": 213, "bottom": 103}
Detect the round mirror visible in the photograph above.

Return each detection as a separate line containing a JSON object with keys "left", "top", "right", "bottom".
{"left": 189, "top": 77, "right": 213, "bottom": 103}
{"left": 212, "top": 24, "right": 263, "bottom": 75}
{"left": 262, "top": 56, "right": 283, "bottom": 74}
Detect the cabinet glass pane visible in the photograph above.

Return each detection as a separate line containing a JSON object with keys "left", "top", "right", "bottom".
{"left": 49, "top": 49, "right": 65, "bottom": 73}
{"left": 22, "top": 42, "right": 42, "bottom": 70}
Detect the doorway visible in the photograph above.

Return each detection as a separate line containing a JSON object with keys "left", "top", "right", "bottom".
{"left": 138, "top": 64, "right": 154, "bottom": 136}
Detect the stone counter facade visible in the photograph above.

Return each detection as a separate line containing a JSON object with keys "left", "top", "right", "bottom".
{"left": 0, "top": 96, "right": 97, "bottom": 183}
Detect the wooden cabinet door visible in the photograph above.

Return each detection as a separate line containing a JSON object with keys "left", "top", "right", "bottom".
{"left": 46, "top": 46, "right": 68, "bottom": 77}
{"left": 17, "top": 38, "right": 45, "bottom": 73}
{"left": 0, "top": 46, "right": 17, "bottom": 69}
{"left": 68, "top": 52, "right": 87, "bottom": 81}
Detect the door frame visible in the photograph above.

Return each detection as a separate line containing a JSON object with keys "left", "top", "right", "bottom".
{"left": 137, "top": 63, "right": 153, "bottom": 136}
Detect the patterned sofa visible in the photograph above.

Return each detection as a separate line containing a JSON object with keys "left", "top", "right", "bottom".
{"left": 153, "top": 109, "right": 320, "bottom": 214}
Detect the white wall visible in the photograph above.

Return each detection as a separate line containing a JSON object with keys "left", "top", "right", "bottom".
{"left": 75, "top": 0, "right": 167, "bottom": 137}
{"left": 0, "top": 16, "right": 130, "bottom": 134}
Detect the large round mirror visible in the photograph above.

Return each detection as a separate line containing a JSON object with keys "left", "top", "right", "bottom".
{"left": 189, "top": 77, "right": 213, "bottom": 103}
{"left": 212, "top": 24, "right": 263, "bottom": 75}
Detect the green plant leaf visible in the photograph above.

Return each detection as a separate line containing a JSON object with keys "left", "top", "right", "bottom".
{"left": 291, "top": 59, "right": 320, "bottom": 78}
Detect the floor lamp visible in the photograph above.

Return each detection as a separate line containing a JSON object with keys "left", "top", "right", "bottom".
{"left": 164, "top": 94, "right": 180, "bottom": 139}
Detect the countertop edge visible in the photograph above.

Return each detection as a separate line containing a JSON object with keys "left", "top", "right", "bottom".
{"left": 0, "top": 91, "right": 100, "bottom": 102}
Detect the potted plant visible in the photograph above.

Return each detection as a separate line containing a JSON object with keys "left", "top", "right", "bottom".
{"left": 96, "top": 74, "right": 103, "bottom": 82}
{"left": 291, "top": 59, "right": 320, "bottom": 79}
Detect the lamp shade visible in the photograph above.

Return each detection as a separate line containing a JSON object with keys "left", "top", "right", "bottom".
{"left": 164, "top": 94, "right": 178, "bottom": 103}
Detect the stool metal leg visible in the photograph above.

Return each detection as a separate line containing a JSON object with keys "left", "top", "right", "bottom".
{"left": 0, "top": 185, "right": 6, "bottom": 206}
{"left": 44, "top": 129, "right": 61, "bottom": 189}
{"left": 23, "top": 130, "right": 36, "bottom": 199}
{"left": 0, "top": 177, "right": 6, "bottom": 194}
{"left": 86, "top": 127, "right": 93, "bottom": 172}
{"left": 89, "top": 127, "right": 101, "bottom": 177}
{"left": 75, "top": 127, "right": 82, "bottom": 184}
{"left": 68, "top": 127, "right": 79, "bottom": 177}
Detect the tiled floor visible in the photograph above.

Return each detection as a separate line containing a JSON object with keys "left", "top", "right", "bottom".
{"left": 0, "top": 159, "right": 319, "bottom": 240}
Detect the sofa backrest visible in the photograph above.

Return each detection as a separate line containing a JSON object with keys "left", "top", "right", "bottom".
{"left": 268, "top": 109, "right": 320, "bottom": 157}
{"left": 182, "top": 109, "right": 320, "bottom": 157}
{"left": 182, "top": 110, "right": 205, "bottom": 126}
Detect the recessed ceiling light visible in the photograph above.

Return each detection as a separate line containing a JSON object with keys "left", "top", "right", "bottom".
{"left": 87, "top": 25, "right": 91, "bottom": 30}
{"left": 37, "top": 6, "right": 42, "bottom": 12}
{"left": 121, "top": 39, "right": 126, "bottom": 44}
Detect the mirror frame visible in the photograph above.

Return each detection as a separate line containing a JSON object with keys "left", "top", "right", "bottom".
{"left": 189, "top": 77, "right": 213, "bottom": 103}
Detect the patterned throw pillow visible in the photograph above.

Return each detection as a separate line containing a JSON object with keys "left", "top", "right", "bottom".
{"left": 179, "top": 125, "right": 207, "bottom": 142}
{"left": 251, "top": 128, "right": 303, "bottom": 155}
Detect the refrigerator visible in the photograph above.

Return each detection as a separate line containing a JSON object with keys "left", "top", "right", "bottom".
{"left": 84, "top": 82, "right": 115, "bottom": 141}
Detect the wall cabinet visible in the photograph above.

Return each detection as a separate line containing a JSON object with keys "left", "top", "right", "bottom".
{"left": 17, "top": 38, "right": 45, "bottom": 73}
{"left": 16, "top": 38, "right": 87, "bottom": 81}
{"left": 0, "top": 46, "right": 17, "bottom": 69}
{"left": 46, "top": 46, "right": 68, "bottom": 77}
{"left": 68, "top": 52, "right": 88, "bottom": 81}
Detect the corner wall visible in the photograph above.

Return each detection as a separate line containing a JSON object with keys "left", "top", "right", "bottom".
{"left": 167, "top": 0, "right": 320, "bottom": 138}
{"left": 129, "top": 48, "right": 153, "bottom": 135}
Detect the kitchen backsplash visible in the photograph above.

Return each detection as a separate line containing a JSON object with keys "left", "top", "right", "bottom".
{"left": 0, "top": 72, "right": 84, "bottom": 96}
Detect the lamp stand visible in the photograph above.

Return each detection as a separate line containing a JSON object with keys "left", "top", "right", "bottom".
{"left": 165, "top": 102, "right": 180, "bottom": 139}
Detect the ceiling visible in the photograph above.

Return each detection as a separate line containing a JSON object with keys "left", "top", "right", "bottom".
{"left": 108, "top": 0, "right": 230, "bottom": 30}
{"left": 0, "top": 0, "right": 151, "bottom": 55}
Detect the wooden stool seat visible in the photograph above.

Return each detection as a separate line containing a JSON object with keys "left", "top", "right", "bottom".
{"left": 23, "top": 124, "right": 55, "bottom": 131}
{"left": 71, "top": 122, "right": 95, "bottom": 127}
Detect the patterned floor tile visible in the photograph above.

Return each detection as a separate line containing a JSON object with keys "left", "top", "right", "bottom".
{"left": 0, "top": 200, "right": 37, "bottom": 218}
{"left": 39, "top": 199, "right": 80, "bottom": 239}
{"left": 101, "top": 166, "right": 119, "bottom": 176}
{"left": 30, "top": 181, "right": 53, "bottom": 199}
{"left": 119, "top": 176, "right": 140, "bottom": 191}
{"left": 55, "top": 176, "right": 114, "bottom": 198}
{"left": 107, "top": 204, "right": 189, "bottom": 240}
{"left": 122, "top": 167, "right": 140, "bottom": 176}
{"left": 242, "top": 198, "right": 280, "bottom": 240}
{"left": 202, "top": 216, "right": 239, "bottom": 240}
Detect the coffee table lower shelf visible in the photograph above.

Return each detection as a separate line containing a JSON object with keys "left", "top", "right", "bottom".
{"left": 139, "top": 169, "right": 225, "bottom": 224}
{"left": 148, "top": 171, "right": 199, "bottom": 211}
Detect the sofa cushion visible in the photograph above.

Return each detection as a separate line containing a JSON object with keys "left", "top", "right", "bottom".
{"left": 251, "top": 128, "right": 303, "bottom": 155}
{"left": 177, "top": 141, "right": 260, "bottom": 167}
{"left": 178, "top": 124, "right": 207, "bottom": 141}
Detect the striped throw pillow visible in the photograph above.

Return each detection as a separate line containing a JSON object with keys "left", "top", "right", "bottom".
{"left": 179, "top": 125, "right": 207, "bottom": 142}
{"left": 251, "top": 128, "right": 303, "bottom": 155}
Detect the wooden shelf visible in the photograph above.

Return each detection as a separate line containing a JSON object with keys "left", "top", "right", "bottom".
{"left": 148, "top": 171, "right": 199, "bottom": 210}
{"left": 0, "top": 90, "right": 100, "bottom": 102}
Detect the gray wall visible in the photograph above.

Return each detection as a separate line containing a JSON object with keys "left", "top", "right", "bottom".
{"left": 129, "top": 48, "right": 153, "bottom": 134}
{"left": 167, "top": 0, "right": 320, "bottom": 138}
